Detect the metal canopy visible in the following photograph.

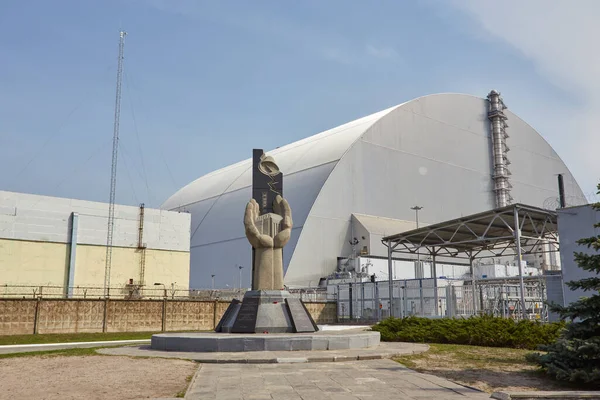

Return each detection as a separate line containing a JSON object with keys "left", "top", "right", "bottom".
{"left": 382, "top": 203, "right": 559, "bottom": 260}
{"left": 381, "top": 203, "right": 560, "bottom": 320}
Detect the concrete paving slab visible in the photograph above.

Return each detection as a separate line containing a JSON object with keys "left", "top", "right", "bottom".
{"left": 184, "top": 359, "right": 490, "bottom": 400}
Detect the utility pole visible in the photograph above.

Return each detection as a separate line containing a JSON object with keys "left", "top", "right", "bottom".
{"left": 211, "top": 274, "right": 216, "bottom": 290}
{"left": 238, "top": 265, "right": 244, "bottom": 290}
{"left": 104, "top": 30, "right": 127, "bottom": 297}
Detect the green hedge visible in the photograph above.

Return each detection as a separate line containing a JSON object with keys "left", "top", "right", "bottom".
{"left": 372, "top": 316, "right": 565, "bottom": 350}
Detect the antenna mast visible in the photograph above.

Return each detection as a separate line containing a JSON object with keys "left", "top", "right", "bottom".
{"left": 104, "top": 30, "right": 127, "bottom": 297}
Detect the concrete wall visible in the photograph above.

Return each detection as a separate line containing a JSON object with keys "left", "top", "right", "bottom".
{"left": 0, "top": 190, "right": 191, "bottom": 290}
{"left": 0, "top": 299, "right": 337, "bottom": 335}
{"left": 73, "top": 246, "right": 190, "bottom": 288}
{"left": 557, "top": 204, "right": 600, "bottom": 306}
{"left": 0, "top": 239, "right": 70, "bottom": 286}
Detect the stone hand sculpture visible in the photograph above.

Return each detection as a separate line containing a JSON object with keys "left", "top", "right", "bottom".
{"left": 244, "top": 195, "right": 293, "bottom": 290}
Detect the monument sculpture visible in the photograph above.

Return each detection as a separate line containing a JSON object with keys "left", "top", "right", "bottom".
{"left": 244, "top": 196, "right": 291, "bottom": 290}
{"left": 215, "top": 149, "right": 318, "bottom": 333}
{"left": 148, "top": 149, "right": 380, "bottom": 352}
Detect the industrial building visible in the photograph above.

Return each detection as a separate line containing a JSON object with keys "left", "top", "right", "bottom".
{"left": 0, "top": 190, "right": 191, "bottom": 297}
{"left": 162, "top": 92, "right": 586, "bottom": 289}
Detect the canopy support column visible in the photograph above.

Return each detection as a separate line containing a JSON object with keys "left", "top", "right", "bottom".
{"left": 469, "top": 253, "right": 476, "bottom": 315}
{"left": 432, "top": 250, "right": 438, "bottom": 316}
{"left": 513, "top": 207, "right": 527, "bottom": 320}
{"left": 387, "top": 242, "right": 394, "bottom": 318}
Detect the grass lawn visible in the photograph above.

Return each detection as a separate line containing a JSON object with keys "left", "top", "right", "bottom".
{"left": 0, "top": 347, "right": 101, "bottom": 359}
{"left": 395, "top": 343, "right": 579, "bottom": 393}
{"left": 0, "top": 331, "right": 158, "bottom": 346}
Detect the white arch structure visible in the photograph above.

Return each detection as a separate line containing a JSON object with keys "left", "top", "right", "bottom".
{"left": 163, "top": 93, "right": 585, "bottom": 288}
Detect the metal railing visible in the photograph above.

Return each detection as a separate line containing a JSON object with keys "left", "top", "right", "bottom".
{"left": 0, "top": 284, "right": 336, "bottom": 302}
{"left": 334, "top": 277, "right": 551, "bottom": 322}
{"left": 0, "top": 284, "right": 248, "bottom": 300}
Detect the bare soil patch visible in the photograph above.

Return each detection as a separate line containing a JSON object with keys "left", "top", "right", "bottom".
{"left": 395, "top": 343, "right": 577, "bottom": 394}
{"left": 0, "top": 354, "right": 197, "bottom": 400}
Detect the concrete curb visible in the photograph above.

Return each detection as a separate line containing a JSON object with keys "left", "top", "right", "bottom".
{"left": 0, "top": 339, "right": 151, "bottom": 355}
{"left": 492, "top": 392, "right": 600, "bottom": 400}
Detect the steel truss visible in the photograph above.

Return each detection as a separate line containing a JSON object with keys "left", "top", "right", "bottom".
{"left": 382, "top": 203, "right": 559, "bottom": 320}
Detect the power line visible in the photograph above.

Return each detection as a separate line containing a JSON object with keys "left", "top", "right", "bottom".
{"left": 119, "top": 142, "right": 152, "bottom": 199}
{"left": 0, "top": 138, "right": 113, "bottom": 234}
{"left": 124, "top": 71, "right": 154, "bottom": 205}
{"left": 119, "top": 145, "right": 139, "bottom": 205}
{"left": 121, "top": 67, "right": 180, "bottom": 197}
{"left": 8, "top": 64, "right": 115, "bottom": 188}
{"left": 162, "top": 154, "right": 179, "bottom": 195}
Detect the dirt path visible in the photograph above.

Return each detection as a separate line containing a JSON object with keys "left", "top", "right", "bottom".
{"left": 0, "top": 355, "right": 197, "bottom": 400}
{"left": 395, "top": 343, "right": 573, "bottom": 393}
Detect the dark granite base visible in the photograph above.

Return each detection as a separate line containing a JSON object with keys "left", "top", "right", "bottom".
{"left": 215, "top": 290, "right": 318, "bottom": 334}
{"left": 150, "top": 331, "right": 380, "bottom": 353}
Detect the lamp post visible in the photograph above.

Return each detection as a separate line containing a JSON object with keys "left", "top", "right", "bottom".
{"left": 238, "top": 265, "right": 244, "bottom": 290}
{"left": 411, "top": 205, "right": 423, "bottom": 229}
{"left": 411, "top": 205, "right": 423, "bottom": 264}
{"left": 153, "top": 282, "right": 166, "bottom": 298}
{"left": 211, "top": 274, "right": 216, "bottom": 289}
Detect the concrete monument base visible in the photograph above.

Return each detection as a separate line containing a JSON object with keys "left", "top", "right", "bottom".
{"left": 150, "top": 330, "right": 380, "bottom": 353}
{"left": 215, "top": 290, "right": 318, "bottom": 334}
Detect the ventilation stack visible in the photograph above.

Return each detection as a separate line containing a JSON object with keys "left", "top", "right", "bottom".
{"left": 487, "top": 90, "right": 513, "bottom": 207}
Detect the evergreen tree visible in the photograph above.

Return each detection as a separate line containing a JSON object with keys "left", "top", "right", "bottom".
{"left": 529, "top": 183, "right": 600, "bottom": 387}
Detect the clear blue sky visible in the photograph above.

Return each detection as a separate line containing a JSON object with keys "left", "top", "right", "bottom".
{"left": 1, "top": 0, "right": 598, "bottom": 208}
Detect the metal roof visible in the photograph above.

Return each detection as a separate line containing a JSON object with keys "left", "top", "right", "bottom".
{"left": 382, "top": 203, "right": 559, "bottom": 259}
{"left": 162, "top": 105, "right": 401, "bottom": 210}
{"left": 352, "top": 213, "right": 422, "bottom": 236}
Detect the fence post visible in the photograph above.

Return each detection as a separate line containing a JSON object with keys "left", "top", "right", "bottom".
{"left": 161, "top": 298, "right": 167, "bottom": 332}
{"left": 348, "top": 283, "right": 353, "bottom": 321}
{"left": 403, "top": 283, "right": 409, "bottom": 318}
{"left": 445, "top": 285, "right": 453, "bottom": 317}
{"left": 374, "top": 282, "right": 380, "bottom": 321}
{"left": 419, "top": 280, "right": 424, "bottom": 316}
{"left": 33, "top": 298, "right": 41, "bottom": 334}
{"left": 399, "top": 286, "right": 404, "bottom": 318}
{"left": 479, "top": 286, "right": 484, "bottom": 314}
{"left": 472, "top": 282, "right": 478, "bottom": 316}
{"left": 213, "top": 300, "right": 218, "bottom": 329}
{"left": 102, "top": 298, "right": 108, "bottom": 333}
{"left": 336, "top": 285, "right": 340, "bottom": 322}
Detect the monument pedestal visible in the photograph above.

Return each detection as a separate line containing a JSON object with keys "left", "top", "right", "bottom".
{"left": 215, "top": 290, "right": 318, "bottom": 334}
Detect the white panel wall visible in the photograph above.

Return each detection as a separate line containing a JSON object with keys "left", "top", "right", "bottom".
{"left": 0, "top": 191, "right": 190, "bottom": 252}
{"left": 286, "top": 94, "right": 585, "bottom": 286}
{"left": 179, "top": 163, "right": 335, "bottom": 289}
{"left": 159, "top": 93, "right": 586, "bottom": 289}
{"left": 558, "top": 205, "right": 599, "bottom": 306}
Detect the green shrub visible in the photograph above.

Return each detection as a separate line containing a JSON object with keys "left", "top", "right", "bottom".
{"left": 371, "top": 315, "right": 565, "bottom": 350}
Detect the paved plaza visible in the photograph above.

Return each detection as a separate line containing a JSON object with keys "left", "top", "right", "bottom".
{"left": 185, "top": 359, "right": 490, "bottom": 400}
